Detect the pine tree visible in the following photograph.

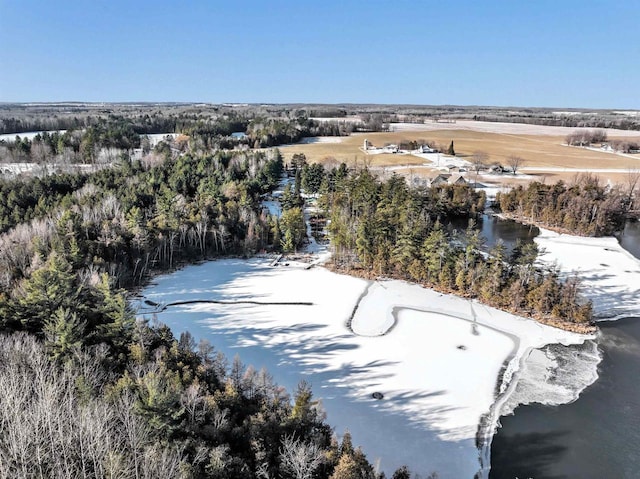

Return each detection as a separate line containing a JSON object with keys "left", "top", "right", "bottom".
{"left": 291, "top": 380, "right": 317, "bottom": 422}
{"left": 446, "top": 141, "right": 455, "bottom": 156}
{"left": 421, "top": 223, "right": 449, "bottom": 284}
{"left": 43, "top": 307, "right": 85, "bottom": 362}
{"left": 392, "top": 465, "right": 411, "bottom": 479}
{"left": 18, "top": 252, "right": 80, "bottom": 332}
{"left": 92, "top": 273, "right": 134, "bottom": 359}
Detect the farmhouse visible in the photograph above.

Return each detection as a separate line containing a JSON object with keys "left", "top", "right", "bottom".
{"left": 427, "top": 173, "right": 467, "bottom": 187}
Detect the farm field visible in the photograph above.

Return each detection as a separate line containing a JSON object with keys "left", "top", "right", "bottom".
{"left": 281, "top": 121, "right": 640, "bottom": 186}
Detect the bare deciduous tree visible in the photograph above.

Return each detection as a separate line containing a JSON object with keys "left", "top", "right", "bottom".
{"left": 625, "top": 168, "right": 640, "bottom": 213}
{"left": 279, "top": 435, "right": 324, "bottom": 479}
{"left": 0, "top": 332, "right": 189, "bottom": 479}
{"left": 507, "top": 155, "right": 524, "bottom": 175}
{"left": 471, "top": 150, "right": 488, "bottom": 184}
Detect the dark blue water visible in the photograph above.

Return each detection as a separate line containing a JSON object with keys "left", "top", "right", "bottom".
{"left": 447, "top": 213, "right": 539, "bottom": 254}
{"left": 617, "top": 219, "right": 640, "bottom": 259}
{"left": 490, "top": 218, "right": 640, "bottom": 479}
{"left": 490, "top": 317, "right": 640, "bottom": 479}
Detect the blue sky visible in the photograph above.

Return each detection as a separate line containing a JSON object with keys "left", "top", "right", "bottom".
{"left": 1, "top": 0, "right": 638, "bottom": 108}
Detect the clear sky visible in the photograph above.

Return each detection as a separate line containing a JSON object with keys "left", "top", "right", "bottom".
{"left": 1, "top": 0, "right": 639, "bottom": 108}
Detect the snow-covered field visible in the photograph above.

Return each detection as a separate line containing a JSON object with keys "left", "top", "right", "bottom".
{"left": 410, "top": 152, "right": 469, "bottom": 168}
{"left": 138, "top": 256, "right": 591, "bottom": 477}
{"left": 521, "top": 166, "right": 640, "bottom": 173}
{"left": 289, "top": 136, "right": 345, "bottom": 145}
{"left": 389, "top": 120, "right": 640, "bottom": 138}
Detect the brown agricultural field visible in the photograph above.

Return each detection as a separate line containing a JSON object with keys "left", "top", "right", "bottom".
{"left": 280, "top": 123, "right": 640, "bottom": 187}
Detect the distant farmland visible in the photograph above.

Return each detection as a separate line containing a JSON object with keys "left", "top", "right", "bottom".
{"left": 281, "top": 121, "right": 640, "bottom": 185}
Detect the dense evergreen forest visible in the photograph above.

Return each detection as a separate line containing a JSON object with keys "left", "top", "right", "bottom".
{"left": 495, "top": 174, "right": 635, "bottom": 236}
{"left": 319, "top": 170, "right": 594, "bottom": 329}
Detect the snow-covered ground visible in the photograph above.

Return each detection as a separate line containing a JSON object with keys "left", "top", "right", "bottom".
{"left": 411, "top": 152, "right": 470, "bottom": 169}
{"left": 0, "top": 162, "right": 40, "bottom": 175}
{"left": 388, "top": 121, "right": 640, "bottom": 138}
{"left": 137, "top": 258, "right": 591, "bottom": 478}
{"left": 535, "top": 228, "right": 640, "bottom": 319}
{"left": 0, "top": 162, "right": 96, "bottom": 177}
{"left": 310, "top": 116, "right": 363, "bottom": 124}
{"left": 475, "top": 184, "right": 511, "bottom": 202}
{"left": 261, "top": 199, "right": 282, "bottom": 217}
{"left": 521, "top": 166, "right": 639, "bottom": 173}
{"left": 144, "top": 133, "right": 180, "bottom": 147}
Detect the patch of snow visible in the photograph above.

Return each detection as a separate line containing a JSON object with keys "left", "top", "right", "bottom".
{"left": 387, "top": 121, "right": 640, "bottom": 138}
{"left": 0, "top": 162, "right": 96, "bottom": 177}
{"left": 521, "top": 166, "right": 639, "bottom": 173}
{"left": 310, "top": 116, "right": 363, "bottom": 124}
{"left": 535, "top": 228, "right": 640, "bottom": 318}
{"left": 613, "top": 111, "right": 640, "bottom": 117}
{"left": 144, "top": 133, "right": 179, "bottom": 147}
{"left": 261, "top": 200, "right": 282, "bottom": 218}
{"left": 412, "top": 152, "right": 471, "bottom": 169}
{"left": 499, "top": 340, "right": 601, "bottom": 417}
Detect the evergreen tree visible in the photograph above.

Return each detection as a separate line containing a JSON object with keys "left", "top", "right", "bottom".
{"left": 17, "top": 252, "right": 81, "bottom": 333}
{"left": 446, "top": 141, "right": 455, "bottom": 156}
{"left": 43, "top": 307, "right": 85, "bottom": 362}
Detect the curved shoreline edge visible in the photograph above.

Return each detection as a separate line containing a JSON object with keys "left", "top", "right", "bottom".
{"left": 342, "top": 277, "right": 595, "bottom": 479}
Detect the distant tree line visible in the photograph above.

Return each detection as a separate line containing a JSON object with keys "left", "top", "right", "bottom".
{"left": 473, "top": 114, "right": 640, "bottom": 131}
{"left": 1, "top": 114, "right": 363, "bottom": 169}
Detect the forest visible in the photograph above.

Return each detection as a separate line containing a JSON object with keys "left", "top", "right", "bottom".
{"left": 320, "top": 170, "right": 594, "bottom": 329}
{"left": 495, "top": 174, "right": 635, "bottom": 236}
{"left": 0, "top": 109, "right": 361, "bottom": 167}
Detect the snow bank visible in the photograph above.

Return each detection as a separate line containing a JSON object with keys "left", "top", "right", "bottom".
{"left": 138, "top": 259, "right": 591, "bottom": 478}
{"left": 535, "top": 228, "right": 640, "bottom": 318}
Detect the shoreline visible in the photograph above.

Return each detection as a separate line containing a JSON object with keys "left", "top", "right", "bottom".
{"left": 326, "top": 262, "right": 597, "bottom": 335}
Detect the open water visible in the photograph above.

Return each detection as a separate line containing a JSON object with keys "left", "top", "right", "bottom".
{"left": 490, "top": 219, "right": 640, "bottom": 479}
